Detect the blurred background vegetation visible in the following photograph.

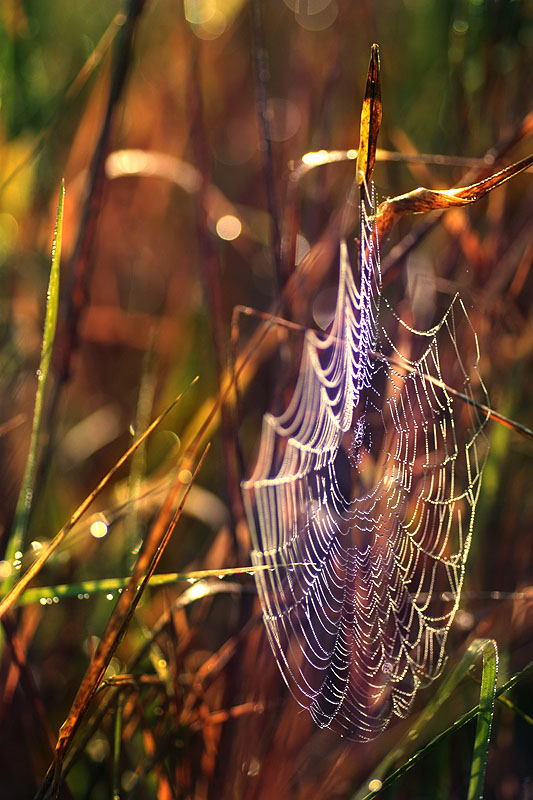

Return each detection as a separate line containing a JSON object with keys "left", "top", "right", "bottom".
{"left": 0, "top": 0, "right": 532, "bottom": 797}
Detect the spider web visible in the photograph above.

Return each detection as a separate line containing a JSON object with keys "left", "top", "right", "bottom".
{"left": 241, "top": 182, "right": 489, "bottom": 740}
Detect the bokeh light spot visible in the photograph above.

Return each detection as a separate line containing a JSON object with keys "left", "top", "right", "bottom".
{"left": 216, "top": 214, "right": 242, "bottom": 241}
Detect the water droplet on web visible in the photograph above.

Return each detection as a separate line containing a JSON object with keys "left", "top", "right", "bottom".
{"left": 106, "top": 593, "right": 114, "bottom": 600}
{"left": 52, "top": 596, "right": 59, "bottom": 603}
{"left": 40, "top": 597, "right": 47, "bottom": 605}
{"left": 368, "top": 779, "right": 382, "bottom": 792}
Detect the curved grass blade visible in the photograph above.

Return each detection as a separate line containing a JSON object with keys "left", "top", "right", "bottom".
{"left": 467, "top": 641, "right": 498, "bottom": 800}
{"left": 49, "top": 443, "right": 210, "bottom": 795}
{"left": 353, "top": 639, "right": 499, "bottom": 800}
{"left": 3, "top": 181, "right": 65, "bottom": 589}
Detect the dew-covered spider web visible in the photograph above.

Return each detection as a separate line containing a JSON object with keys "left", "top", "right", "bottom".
{"left": 242, "top": 180, "right": 489, "bottom": 740}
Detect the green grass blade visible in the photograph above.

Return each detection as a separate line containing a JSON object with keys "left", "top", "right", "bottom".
{"left": 3, "top": 181, "right": 65, "bottom": 586}
{"left": 18, "top": 566, "right": 260, "bottom": 606}
{"left": 467, "top": 641, "right": 498, "bottom": 800}
{"left": 353, "top": 639, "right": 499, "bottom": 800}
{"left": 112, "top": 693, "right": 124, "bottom": 800}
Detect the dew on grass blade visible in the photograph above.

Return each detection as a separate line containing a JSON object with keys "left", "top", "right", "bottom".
{"left": 89, "top": 515, "right": 109, "bottom": 539}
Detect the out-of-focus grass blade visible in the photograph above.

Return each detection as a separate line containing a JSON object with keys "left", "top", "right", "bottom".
{"left": 354, "top": 639, "right": 499, "bottom": 800}
{"left": 467, "top": 641, "right": 498, "bottom": 800}
{"left": 3, "top": 181, "right": 65, "bottom": 588}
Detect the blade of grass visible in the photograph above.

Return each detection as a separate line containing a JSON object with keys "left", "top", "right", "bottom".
{"left": 49, "top": 442, "right": 210, "bottom": 795}
{"left": 112, "top": 693, "right": 124, "bottom": 800}
{"left": 251, "top": 0, "right": 282, "bottom": 289}
{"left": 17, "top": 565, "right": 268, "bottom": 606}
{"left": 467, "top": 641, "right": 498, "bottom": 800}
{"left": 0, "top": 379, "right": 198, "bottom": 621}
{"left": 47, "top": 580, "right": 249, "bottom": 789}
{"left": 352, "top": 639, "right": 496, "bottom": 800}
{"left": 3, "top": 181, "right": 64, "bottom": 589}
{"left": 353, "top": 640, "right": 501, "bottom": 800}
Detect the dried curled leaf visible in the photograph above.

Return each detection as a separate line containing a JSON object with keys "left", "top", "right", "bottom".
{"left": 376, "top": 154, "right": 533, "bottom": 240}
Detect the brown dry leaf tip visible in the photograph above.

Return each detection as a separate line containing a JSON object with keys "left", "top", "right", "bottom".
{"left": 357, "top": 43, "right": 382, "bottom": 188}
{"left": 376, "top": 153, "right": 533, "bottom": 241}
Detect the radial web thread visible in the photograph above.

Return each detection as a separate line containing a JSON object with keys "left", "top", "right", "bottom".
{"left": 242, "top": 183, "right": 489, "bottom": 740}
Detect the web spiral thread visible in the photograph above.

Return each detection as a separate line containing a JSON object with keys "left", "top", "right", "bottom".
{"left": 242, "top": 183, "right": 488, "bottom": 740}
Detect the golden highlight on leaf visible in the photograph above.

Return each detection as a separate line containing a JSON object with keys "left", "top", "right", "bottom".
{"left": 357, "top": 44, "right": 382, "bottom": 187}
{"left": 376, "top": 154, "right": 533, "bottom": 240}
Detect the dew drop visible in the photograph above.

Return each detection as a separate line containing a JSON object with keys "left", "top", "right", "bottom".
{"left": 368, "top": 779, "right": 383, "bottom": 792}
{"left": 52, "top": 596, "right": 59, "bottom": 603}
{"left": 90, "top": 516, "right": 109, "bottom": 539}
{"left": 40, "top": 597, "right": 47, "bottom": 605}
{"left": 246, "top": 757, "right": 261, "bottom": 777}
{"left": 106, "top": 593, "right": 114, "bottom": 600}
{"left": 179, "top": 468, "right": 193, "bottom": 485}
